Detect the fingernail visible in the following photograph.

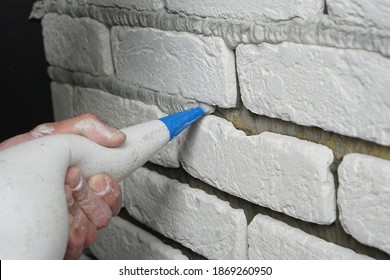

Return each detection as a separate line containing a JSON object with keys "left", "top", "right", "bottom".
{"left": 115, "top": 129, "right": 126, "bottom": 142}
{"left": 89, "top": 174, "right": 112, "bottom": 197}
{"left": 66, "top": 167, "right": 82, "bottom": 190}
{"left": 71, "top": 177, "right": 83, "bottom": 192}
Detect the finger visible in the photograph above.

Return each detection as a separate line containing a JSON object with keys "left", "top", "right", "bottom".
{"left": 64, "top": 183, "right": 85, "bottom": 260}
{"left": 83, "top": 222, "right": 98, "bottom": 248}
{"left": 65, "top": 184, "right": 79, "bottom": 215}
{"left": 64, "top": 210, "right": 90, "bottom": 260}
{"left": 0, "top": 113, "right": 126, "bottom": 150}
{"left": 0, "top": 133, "right": 36, "bottom": 151}
{"left": 51, "top": 114, "right": 126, "bottom": 148}
{"left": 0, "top": 123, "right": 56, "bottom": 150}
{"left": 65, "top": 210, "right": 86, "bottom": 260}
{"left": 66, "top": 166, "right": 112, "bottom": 229}
{"left": 65, "top": 184, "right": 98, "bottom": 258}
{"left": 88, "top": 174, "right": 122, "bottom": 216}
{"left": 65, "top": 213, "right": 97, "bottom": 259}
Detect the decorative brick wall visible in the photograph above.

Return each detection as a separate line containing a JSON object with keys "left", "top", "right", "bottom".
{"left": 31, "top": 0, "right": 390, "bottom": 259}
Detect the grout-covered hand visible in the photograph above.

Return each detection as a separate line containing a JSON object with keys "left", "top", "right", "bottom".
{"left": 0, "top": 113, "right": 126, "bottom": 259}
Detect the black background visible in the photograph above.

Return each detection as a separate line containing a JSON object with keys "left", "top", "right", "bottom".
{"left": 0, "top": 1, "right": 53, "bottom": 142}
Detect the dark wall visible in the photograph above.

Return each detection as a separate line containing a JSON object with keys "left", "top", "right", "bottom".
{"left": 0, "top": 1, "right": 53, "bottom": 142}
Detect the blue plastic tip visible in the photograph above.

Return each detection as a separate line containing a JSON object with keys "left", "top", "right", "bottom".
{"left": 159, "top": 107, "right": 206, "bottom": 140}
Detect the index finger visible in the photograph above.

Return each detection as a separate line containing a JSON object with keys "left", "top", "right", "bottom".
{"left": 0, "top": 113, "right": 126, "bottom": 150}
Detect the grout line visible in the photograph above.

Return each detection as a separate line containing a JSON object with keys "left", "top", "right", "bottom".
{"left": 118, "top": 208, "right": 207, "bottom": 260}
{"left": 33, "top": 0, "right": 390, "bottom": 58}
{"left": 48, "top": 66, "right": 200, "bottom": 115}
{"left": 143, "top": 162, "right": 390, "bottom": 259}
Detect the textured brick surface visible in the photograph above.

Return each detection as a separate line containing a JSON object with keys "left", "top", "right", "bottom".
{"left": 90, "top": 217, "right": 188, "bottom": 259}
{"left": 180, "top": 115, "right": 335, "bottom": 224}
{"left": 327, "top": 0, "right": 390, "bottom": 29}
{"left": 111, "top": 27, "right": 237, "bottom": 107}
{"left": 237, "top": 42, "right": 390, "bottom": 146}
{"left": 166, "top": 0, "right": 324, "bottom": 22}
{"left": 248, "top": 214, "right": 371, "bottom": 259}
{"left": 73, "top": 86, "right": 180, "bottom": 168}
{"left": 42, "top": 13, "right": 113, "bottom": 76}
{"left": 338, "top": 154, "right": 390, "bottom": 254}
{"left": 51, "top": 82, "right": 73, "bottom": 121}
{"left": 124, "top": 168, "right": 248, "bottom": 259}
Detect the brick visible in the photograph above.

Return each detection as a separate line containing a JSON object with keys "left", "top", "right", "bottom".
{"left": 81, "top": 0, "right": 164, "bottom": 11}
{"left": 237, "top": 42, "right": 390, "bottom": 146}
{"left": 327, "top": 0, "right": 390, "bottom": 30}
{"left": 42, "top": 13, "right": 113, "bottom": 76}
{"left": 51, "top": 82, "right": 73, "bottom": 121}
{"left": 166, "top": 0, "right": 324, "bottom": 22}
{"left": 180, "top": 115, "right": 335, "bottom": 224}
{"left": 73, "top": 86, "right": 180, "bottom": 168}
{"left": 338, "top": 154, "right": 390, "bottom": 254}
{"left": 248, "top": 214, "right": 371, "bottom": 259}
{"left": 111, "top": 27, "right": 237, "bottom": 107}
{"left": 90, "top": 217, "right": 188, "bottom": 259}
{"left": 123, "top": 168, "right": 248, "bottom": 259}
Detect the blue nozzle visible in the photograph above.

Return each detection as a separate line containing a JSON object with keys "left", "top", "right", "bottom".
{"left": 159, "top": 107, "right": 206, "bottom": 140}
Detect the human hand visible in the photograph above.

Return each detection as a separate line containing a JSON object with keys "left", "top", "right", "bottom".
{"left": 0, "top": 113, "right": 126, "bottom": 259}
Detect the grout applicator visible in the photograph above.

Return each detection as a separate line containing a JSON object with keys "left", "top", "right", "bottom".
{"left": 0, "top": 105, "right": 215, "bottom": 259}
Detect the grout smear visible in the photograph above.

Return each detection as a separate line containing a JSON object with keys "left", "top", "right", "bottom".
{"left": 75, "top": 118, "right": 116, "bottom": 140}
{"left": 30, "top": 124, "right": 55, "bottom": 138}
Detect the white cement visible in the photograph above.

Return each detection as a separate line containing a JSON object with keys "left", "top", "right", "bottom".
{"left": 72, "top": 0, "right": 165, "bottom": 11}
{"left": 75, "top": 118, "right": 116, "bottom": 141}
{"left": 166, "top": 0, "right": 324, "bottom": 22}
{"left": 30, "top": 124, "right": 54, "bottom": 138}
{"left": 32, "top": 1, "right": 390, "bottom": 57}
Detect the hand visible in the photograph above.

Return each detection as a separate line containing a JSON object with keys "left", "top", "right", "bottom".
{"left": 0, "top": 113, "right": 126, "bottom": 259}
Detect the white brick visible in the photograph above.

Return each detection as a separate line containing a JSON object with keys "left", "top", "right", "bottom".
{"left": 42, "top": 13, "right": 113, "bottom": 76}
{"left": 111, "top": 27, "right": 237, "bottom": 107}
{"left": 248, "top": 214, "right": 371, "bottom": 259}
{"left": 237, "top": 42, "right": 390, "bottom": 146}
{"left": 82, "top": 0, "right": 164, "bottom": 11}
{"left": 73, "top": 86, "right": 180, "bottom": 167}
{"left": 51, "top": 82, "right": 73, "bottom": 121}
{"left": 180, "top": 115, "right": 335, "bottom": 224}
{"left": 327, "top": 0, "right": 390, "bottom": 30}
{"left": 166, "top": 0, "right": 323, "bottom": 22}
{"left": 124, "top": 168, "right": 248, "bottom": 259}
{"left": 90, "top": 217, "right": 188, "bottom": 259}
{"left": 338, "top": 154, "right": 390, "bottom": 254}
